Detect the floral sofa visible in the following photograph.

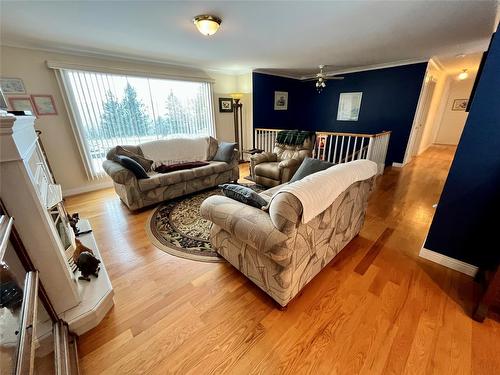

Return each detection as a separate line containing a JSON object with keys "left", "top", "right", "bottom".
{"left": 200, "top": 161, "right": 376, "bottom": 307}
{"left": 103, "top": 137, "right": 239, "bottom": 210}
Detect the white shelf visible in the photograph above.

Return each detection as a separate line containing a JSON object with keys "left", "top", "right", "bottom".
{"left": 0, "top": 215, "right": 14, "bottom": 262}
{"left": 45, "top": 184, "right": 62, "bottom": 209}
{"left": 59, "top": 219, "right": 114, "bottom": 335}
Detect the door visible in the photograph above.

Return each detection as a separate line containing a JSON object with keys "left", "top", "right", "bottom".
{"left": 411, "top": 79, "right": 436, "bottom": 157}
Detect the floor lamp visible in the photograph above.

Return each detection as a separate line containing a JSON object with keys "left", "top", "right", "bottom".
{"left": 231, "top": 93, "right": 244, "bottom": 162}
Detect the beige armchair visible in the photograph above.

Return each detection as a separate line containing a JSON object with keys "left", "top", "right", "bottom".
{"left": 250, "top": 135, "right": 314, "bottom": 187}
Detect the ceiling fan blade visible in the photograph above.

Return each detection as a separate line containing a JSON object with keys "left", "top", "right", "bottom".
{"left": 302, "top": 78, "right": 319, "bottom": 81}
{"left": 325, "top": 76, "right": 345, "bottom": 80}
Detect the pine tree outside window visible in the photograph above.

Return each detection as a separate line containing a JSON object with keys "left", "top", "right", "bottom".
{"left": 59, "top": 69, "right": 215, "bottom": 178}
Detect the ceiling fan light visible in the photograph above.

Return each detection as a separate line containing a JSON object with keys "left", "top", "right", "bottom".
{"left": 457, "top": 69, "right": 468, "bottom": 80}
{"left": 193, "top": 15, "right": 222, "bottom": 36}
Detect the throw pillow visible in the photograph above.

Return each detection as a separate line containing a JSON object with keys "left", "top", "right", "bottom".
{"left": 113, "top": 155, "right": 149, "bottom": 179}
{"left": 115, "top": 146, "right": 153, "bottom": 171}
{"left": 219, "top": 184, "right": 268, "bottom": 209}
{"left": 154, "top": 161, "right": 209, "bottom": 174}
{"left": 213, "top": 142, "right": 237, "bottom": 163}
{"left": 290, "top": 157, "right": 334, "bottom": 183}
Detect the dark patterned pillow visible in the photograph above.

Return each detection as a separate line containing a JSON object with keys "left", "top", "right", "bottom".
{"left": 154, "top": 161, "right": 209, "bottom": 173}
{"left": 219, "top": 184, "right": 268, "bottom": 209}
{"left": 113, "top": 155, "right": 149, "bottom": 179}
{"left": 290, "top": 157, "right": 334, "bottom": 183}
{"left": 115, "top": 146, "right": 153, "bottom": 171}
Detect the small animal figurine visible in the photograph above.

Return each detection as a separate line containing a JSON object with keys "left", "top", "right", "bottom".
{"left": 76, "top": 252, "right": 101, "bottom": 282}
{"left": 72, "top": 239, "right": 94, "bottom": 263}
{"left": 67, "top": 213, "right": 80, "bottom": 235}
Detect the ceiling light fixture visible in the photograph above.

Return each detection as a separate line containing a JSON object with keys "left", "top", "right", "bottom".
{"left": 457, "top": 69, "right": 468, "bottom": 80}
{"left": 193, "top": 15, "right": 222, "bottom": 36}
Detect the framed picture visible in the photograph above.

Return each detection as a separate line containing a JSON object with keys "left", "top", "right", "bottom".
{"left": 452, "top": 99, "right": 468, "bottom": 111}
{"left": 8, "top": 97, "right": 35, "bottom": 114}
{"left": 337, "top": 92, "right": 363, "bottom": 121}
{"left": 0, "top": 89, "right": 7, "bottom": 110}
{"left": 274, "top": 91, "right": 288, "bottom": 110}
{"left": 218, "top": 97, "right": 233, "bottom": 113}
{"left": 31, "top": 95, "right": 58, "bottom": 115}
{"left": 0, "top": 78, "right": 26, "bottom": 94}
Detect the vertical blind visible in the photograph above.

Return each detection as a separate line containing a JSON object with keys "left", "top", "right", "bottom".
{"left": 59, "top": 69, "right": 215, "bottom": 178}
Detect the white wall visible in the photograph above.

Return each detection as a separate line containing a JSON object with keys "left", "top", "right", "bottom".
{"left": 417, "top": 65, "right": 449, "bottom": 154}
{"left": 434, "top": 74, "right": 475, "bottom": 145}
{"left": 0, "top": 46, "right": 251, "bottom": 195}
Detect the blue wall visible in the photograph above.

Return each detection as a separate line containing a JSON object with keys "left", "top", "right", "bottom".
{"left": 424, "top": 29, "right": 500, "bottom": 268}
{"left": 253, "top": 63, "right": 427, "bottom": 164}
{"left": 252, "top": 73, "right": 301, "bottom": 129}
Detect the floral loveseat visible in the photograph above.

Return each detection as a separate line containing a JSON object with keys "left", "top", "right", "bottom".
{"left": 103, "top": 137, "right": 239, "bottom": 210}
{"left": 200, "top": 160, "right": 377, "bottom": 307}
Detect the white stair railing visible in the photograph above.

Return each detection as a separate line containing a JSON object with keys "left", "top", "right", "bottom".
{"left": 254, "top": 128, "right": 281, "bottom": 153}
{"left": 253, "top": 128, "right": 391, "bottom": 174}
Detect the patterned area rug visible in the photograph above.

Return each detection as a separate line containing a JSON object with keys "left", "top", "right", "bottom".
{"left": 146, "top": 184, "right": 264, "bottom": 263}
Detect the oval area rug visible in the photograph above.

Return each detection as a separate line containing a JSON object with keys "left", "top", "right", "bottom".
{"left": 146, "top": 185, "right": 263, "bottom": 262}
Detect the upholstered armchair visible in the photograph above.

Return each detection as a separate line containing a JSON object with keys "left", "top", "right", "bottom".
{"left": 250, "top": 132, "right": 314, "bottom": 187}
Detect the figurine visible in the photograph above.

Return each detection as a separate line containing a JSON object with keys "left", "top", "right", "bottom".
{"left": 73, "top": 239, "right": 100, "bottom": 281}
{"left": 76, "top": 252, "right": 101, "bottom": 282}
{"left": 72, "top": 239, "right": 94, "bottom": 263}
{"left": 67, "top": 212, "right": 80, "bottom": 235}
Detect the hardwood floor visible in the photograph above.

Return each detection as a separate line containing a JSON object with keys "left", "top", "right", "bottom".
{"left": 66, "top": 145, "right": 500, "bottom": 375}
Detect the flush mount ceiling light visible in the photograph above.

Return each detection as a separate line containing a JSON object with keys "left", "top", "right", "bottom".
{"left": 193, "top": 15, "right": 222, "bottom": 36}
{"left": 458, "top": 69, "right": 469, "bottom": 80}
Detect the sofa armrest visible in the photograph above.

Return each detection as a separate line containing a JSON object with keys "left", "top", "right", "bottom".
{"left": 278, "top": 158, "right": 300, "bottom": 169}
{"left": 278, "top": 158, "right": 302, "bottom": 183}
{"left": 102, "top": 160, "right": 137, "bottom": 185}
{"left": 250, "top": 152, "right": 277, "bottom": 165}
{"left": 200, "top": 195, "right": 288, "bottom": 252}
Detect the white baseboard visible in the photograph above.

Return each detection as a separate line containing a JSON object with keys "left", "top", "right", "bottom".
{"left": 62, "top": 181, "right": 113, "bottom": 197}
{"left": 419, "top": 247, "right": 478, "bottom": 277}
{"left": 392, "top": 162, "right": 404, "bottom": 168}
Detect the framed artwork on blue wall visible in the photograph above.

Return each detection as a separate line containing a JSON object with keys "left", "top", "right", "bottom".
{"left": 274, "top": 91, "right": 288, "bottom": 110}
{"left": 337, "top": 92, "right": 363, "bottom": 121}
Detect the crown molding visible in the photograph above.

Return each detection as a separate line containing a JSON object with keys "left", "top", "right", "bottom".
{"left": 297, "top": 58, "right": 429, "bottom": 80}
{"left": 252, "top": 69, "right": 302, "bottom": 80}
{"left": 428, "top": 58, "right": 444, "bottom": 72}
{"left": 0, "top": 40, "right": 250, "bottom": 76}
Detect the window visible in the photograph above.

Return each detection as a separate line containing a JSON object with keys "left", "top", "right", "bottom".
{"left": 60, "top": 69, "right": 215, "bottom": 178}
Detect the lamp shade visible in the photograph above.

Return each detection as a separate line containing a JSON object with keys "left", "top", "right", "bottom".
{"left": 193, "top": 15, "right": 221, "bottom": 36}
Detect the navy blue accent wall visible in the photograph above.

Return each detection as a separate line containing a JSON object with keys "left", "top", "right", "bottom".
{"left": 252, "top": 63, "right": 427, "bottom": 164}
{"left": 424, "top": 29, "right": 500, "bottom": 268}
{"left": 252, "top": 73, "right": 301, "bottom": 129}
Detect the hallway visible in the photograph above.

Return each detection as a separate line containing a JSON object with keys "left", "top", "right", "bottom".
{"left": 66, "top": 145, "right": 499, "bottom": 374}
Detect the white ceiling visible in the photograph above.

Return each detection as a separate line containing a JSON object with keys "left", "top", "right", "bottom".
{"left": 0, "top": 1, "right": 497, "bottom": 76}
{"left": 434, "top": 52, "right": 484, "bottom": 74}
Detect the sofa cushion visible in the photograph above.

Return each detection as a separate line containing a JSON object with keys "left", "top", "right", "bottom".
{"left": 140, "top": 137, "right": 209, "bottom": 166}
{"left": 138, "top": 161, "right": 233, "bottom": 192}
{"left": 154, "top": 161, "right": 209, "bottom": 173}
{"left": 213, "top": 142, "right": 236, "bottom": 163}
{"left": 255, "top": 162, "right": 280, "bottom": 181}
{"left": 115, "top": 145, "right": 153, "bottom": 171}
{"left": 207, "top": 137, "right": 219, "bottom": 160}
{"left": 219, "top": 184, "right": 268, "bottom": 208}
{"left": 289, "top": 157, "right": 334, "bottom": 183}
{"left": 113, "top": 155, "right": 149, "bottom": 179}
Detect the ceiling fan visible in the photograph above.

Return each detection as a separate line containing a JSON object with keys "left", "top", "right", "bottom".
{"left": 303, "top": 65, "right": 344, "bottom": 93}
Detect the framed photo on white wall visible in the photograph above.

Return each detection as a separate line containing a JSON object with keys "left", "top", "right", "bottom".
{"left": 0, "top": 78, "right": 26, "bottom": 94}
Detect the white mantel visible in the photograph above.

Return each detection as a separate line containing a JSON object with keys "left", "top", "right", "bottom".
{"left": 0, "top": 114, "right": 113, "bottom": 334}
